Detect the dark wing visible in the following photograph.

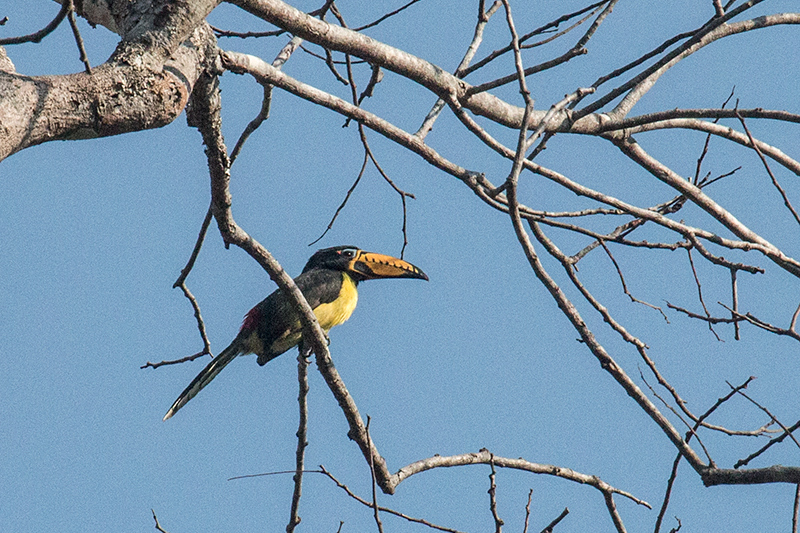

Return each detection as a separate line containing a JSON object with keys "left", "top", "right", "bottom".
{"left": 250, "top": 269, "right": 344, "bottom": 364}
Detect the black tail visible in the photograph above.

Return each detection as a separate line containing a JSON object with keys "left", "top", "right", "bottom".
{"left": 162, "top": 339, "right": 243, "bottom": 421}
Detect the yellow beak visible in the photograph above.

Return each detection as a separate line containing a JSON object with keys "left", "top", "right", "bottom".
{"left": 349, "top": 251, "right": 428, "bottom": 281}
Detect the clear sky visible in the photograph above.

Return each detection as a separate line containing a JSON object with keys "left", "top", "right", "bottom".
{"left": 2, "top": 1, "right": 800, "bottom": 532}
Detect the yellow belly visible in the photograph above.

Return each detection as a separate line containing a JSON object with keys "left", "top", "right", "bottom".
{"left": 313, "top": 272, "right": 359, "bottom": 331}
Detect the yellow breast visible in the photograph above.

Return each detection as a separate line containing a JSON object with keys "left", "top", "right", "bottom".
{"left": 313, "top": 272, "right": 359, "bottom": 331}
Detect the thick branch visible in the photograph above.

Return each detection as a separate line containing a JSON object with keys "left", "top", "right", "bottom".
{"left": 0, "top": 5, "right": 218, "bottom": 160}
{"left": 703, "top": 466, "right": 800, "bottom": 486}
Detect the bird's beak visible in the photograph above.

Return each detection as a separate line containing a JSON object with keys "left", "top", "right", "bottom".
{"left": 349, "top": 251, "right": 429, "bottom": 281}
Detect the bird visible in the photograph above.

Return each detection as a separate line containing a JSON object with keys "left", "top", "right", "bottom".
{"left": 163, "top": 245, "right": 428, "bottom": 420}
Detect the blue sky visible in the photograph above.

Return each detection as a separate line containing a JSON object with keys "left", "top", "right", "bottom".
{"left": 2, "top": 1, "right": 800, "bottom": 531}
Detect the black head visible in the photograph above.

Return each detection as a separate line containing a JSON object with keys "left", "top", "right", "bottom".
{"left": 303, "top": 246, "right": 428, "bottom": 282}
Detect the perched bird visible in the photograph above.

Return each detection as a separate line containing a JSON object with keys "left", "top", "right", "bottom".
{"left": 163, "top": 245, "right": 428, "bottom": 420}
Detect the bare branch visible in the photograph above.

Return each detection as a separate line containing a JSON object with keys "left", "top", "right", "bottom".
{"left": 718, "top": 303, "right": 800, "bottom": 343}
{"left": 734, "top": 108, "right": 800, "bottom": 226}
{"left": 599, "top": 240, "right": 669, "bottom": 321}
{"left": 65, "top": 0, "right": 91, "bottom": 73}
{"left": 611, "top": 136, "right": 800, "bottom": 277}
{"left": 365, "top": 417, "right": 385, "bottom": 533}
{"left": 523, "top": 489, "right": 533, "bottom": 533}
{"left": 0, "top": 1, "right": 70, "bottom": 45}
{"left": 603, "top": 491, "right": 628, "bottom": 533}
{"left": 173, "top": 206, "right": 214, "bottom": 288}
{"left": 488, "top": 455, "right": 504, "bottom": 533}
{"left": 140, "top": 350, "right": 211, "bottom": 370}
{"left": 731, "top": 268, "right": 740, "bottom": 340}
{"left": 211, "top": 25, "right": 286, "bottom": 38}
{"left": 686, "top": 248, "right": 722, "bottom": 341}
{"left": 540, "top": 507, "right": 569, "bottom": 533}
{"left": 352, "top": 0, "right": 423, "bottom": 32}
{"left": 730, "top": 384, "right": 800, "bottom": 450}
{"left": 287, "top": 348, "right": 311, "bottom": 533}
{"left": 462, "top": 0, "right": 611, "bottom": 77}
{"left": 702, "top": 465, "right": 800, "bottom": 486}
{"left": 735, "top": 419, "right": 800, "bottom": 468}
{"left": 309, "top": 150, "right": 369, "bottom": 246}
{"left": 175, "top": 281, "right": 213, "bottom": 359}
{"left": 394, "top": 450, "right": 651, "bottom": 508}
{"left": 416, "top": 0, "right": 502, "bottom": 139}
{"left": 151, "top": 510, "right": 170, "bottom": 533}
{"left": 319, "top": 466, "right": 466, "bottom": 533}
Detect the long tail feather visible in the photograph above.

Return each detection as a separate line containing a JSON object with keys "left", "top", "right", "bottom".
{"left": 162, "top": 340, "right": 243, "bottom": 421}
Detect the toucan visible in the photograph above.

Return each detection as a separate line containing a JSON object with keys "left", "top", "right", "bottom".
{"left": 163, "top": 245, "right": 428, "bottom": 420}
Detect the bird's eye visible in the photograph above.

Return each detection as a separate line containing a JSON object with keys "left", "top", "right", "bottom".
{"left": 341, "top": 249, "right": 356, "bottom": 258}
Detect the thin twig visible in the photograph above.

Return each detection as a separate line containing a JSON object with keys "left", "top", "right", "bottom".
{"left": 522, "top": 489, "right": 533, "bottom": 533}
{"left": 318, "top": 466, "right": 466, "bottom": 533}
{"left": 151, "top": 510, "right": 169, "bottom": 533}
{"left": 638, "top": 369, "right": 714, "bottom": 465}
{"left": 323, "top": 46, "right": 349, "bottom": 84}
{"left": 730, "top": 384, "right": 800, "bottom": 450}
{"left": 229, "top": 0, "right": 335, "bottom": 164}
{"left": 287, "top": 348, "right": 311, "bottom": 533}
{"left": 352, "top": 0, "right": 423, "bottom": 31}
{"left": 229, "top": 35, "right": 304, "bottom": 164}
{"left": 686, "top": 248, "right": 722, "bottom": 341}
{"left": 718, "top": 303, "right": 800, "bottom": 343}
{"left": 177, "top": 281, "right": 212, "bottom": 357}
{"left": 462, "top": 0, "right": 610, "bottom": 77}
{"left": 309, "top": 150, "right": 368, "bottom": 246}
{"left": 684, "top": 233, "right": 763, "bottom": 274}
{"left": 734, "top": 107, "right": 800, "bottom": 226}
{"left": 599, "top": 240, "right": 669, "bottom": 321}
{"left": 360, "top": 127, "right": 413, "bottom": 256}
{"left": 468, "top": 0, "right": 618, "bottom": 96}
{"left": 174, "top": 205, "right": 214, "bottom": 288}
{"left": 466, "top": 47, "right": 587, "bottom": 95}
{"left": 357, "top": 63, "right": 383, "bottom": 105}
{"left": 793, "top": 484, "right": 799, "bottom": 533}
{"left": 540, "top": 507, "right": 569, "bottom": 533}
{"left": 735, "top": 419, "right": 800, "bottom": 468}
{"left": 314, "top": 38, "right": 413, "bottom": 254}
{"left": 654, "top": 452, "right": 682, "bottom": 533}
{"left": 0, "top": 1, "right": 69, "bottom": 45}
{"left": 693, "top": 88, "right": 735, "bottom": 186}
{"left": 521, "top": 8, "right": 599, "bottom": 50}
{"left": 655, "top": 377, "right": 754, "bottom": 532}
{"left": 488, "top": 455, "right": 504, "bottom": 533}
{"left": 666, "top": 302, "right": 738, "bottom": 324}
{"left": 731, "top": 268, "right": 740, "bottom": 340}
{"left": 162, "top": 205, "right": 215, "bottom": 365}
{"left": 365, "top": 417, "right": 385, "bottom": 533}
{"left": 416, "top": 0, "right": 501, "bottom": 139}
{"left": 299, "top": 43, "right": 367, "bottom": 65}
{"left": 140, "top": 350, "right": 210, "bottom": 369}
{"left": 65, "top": 0, "right": 91, "bottom": 73}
